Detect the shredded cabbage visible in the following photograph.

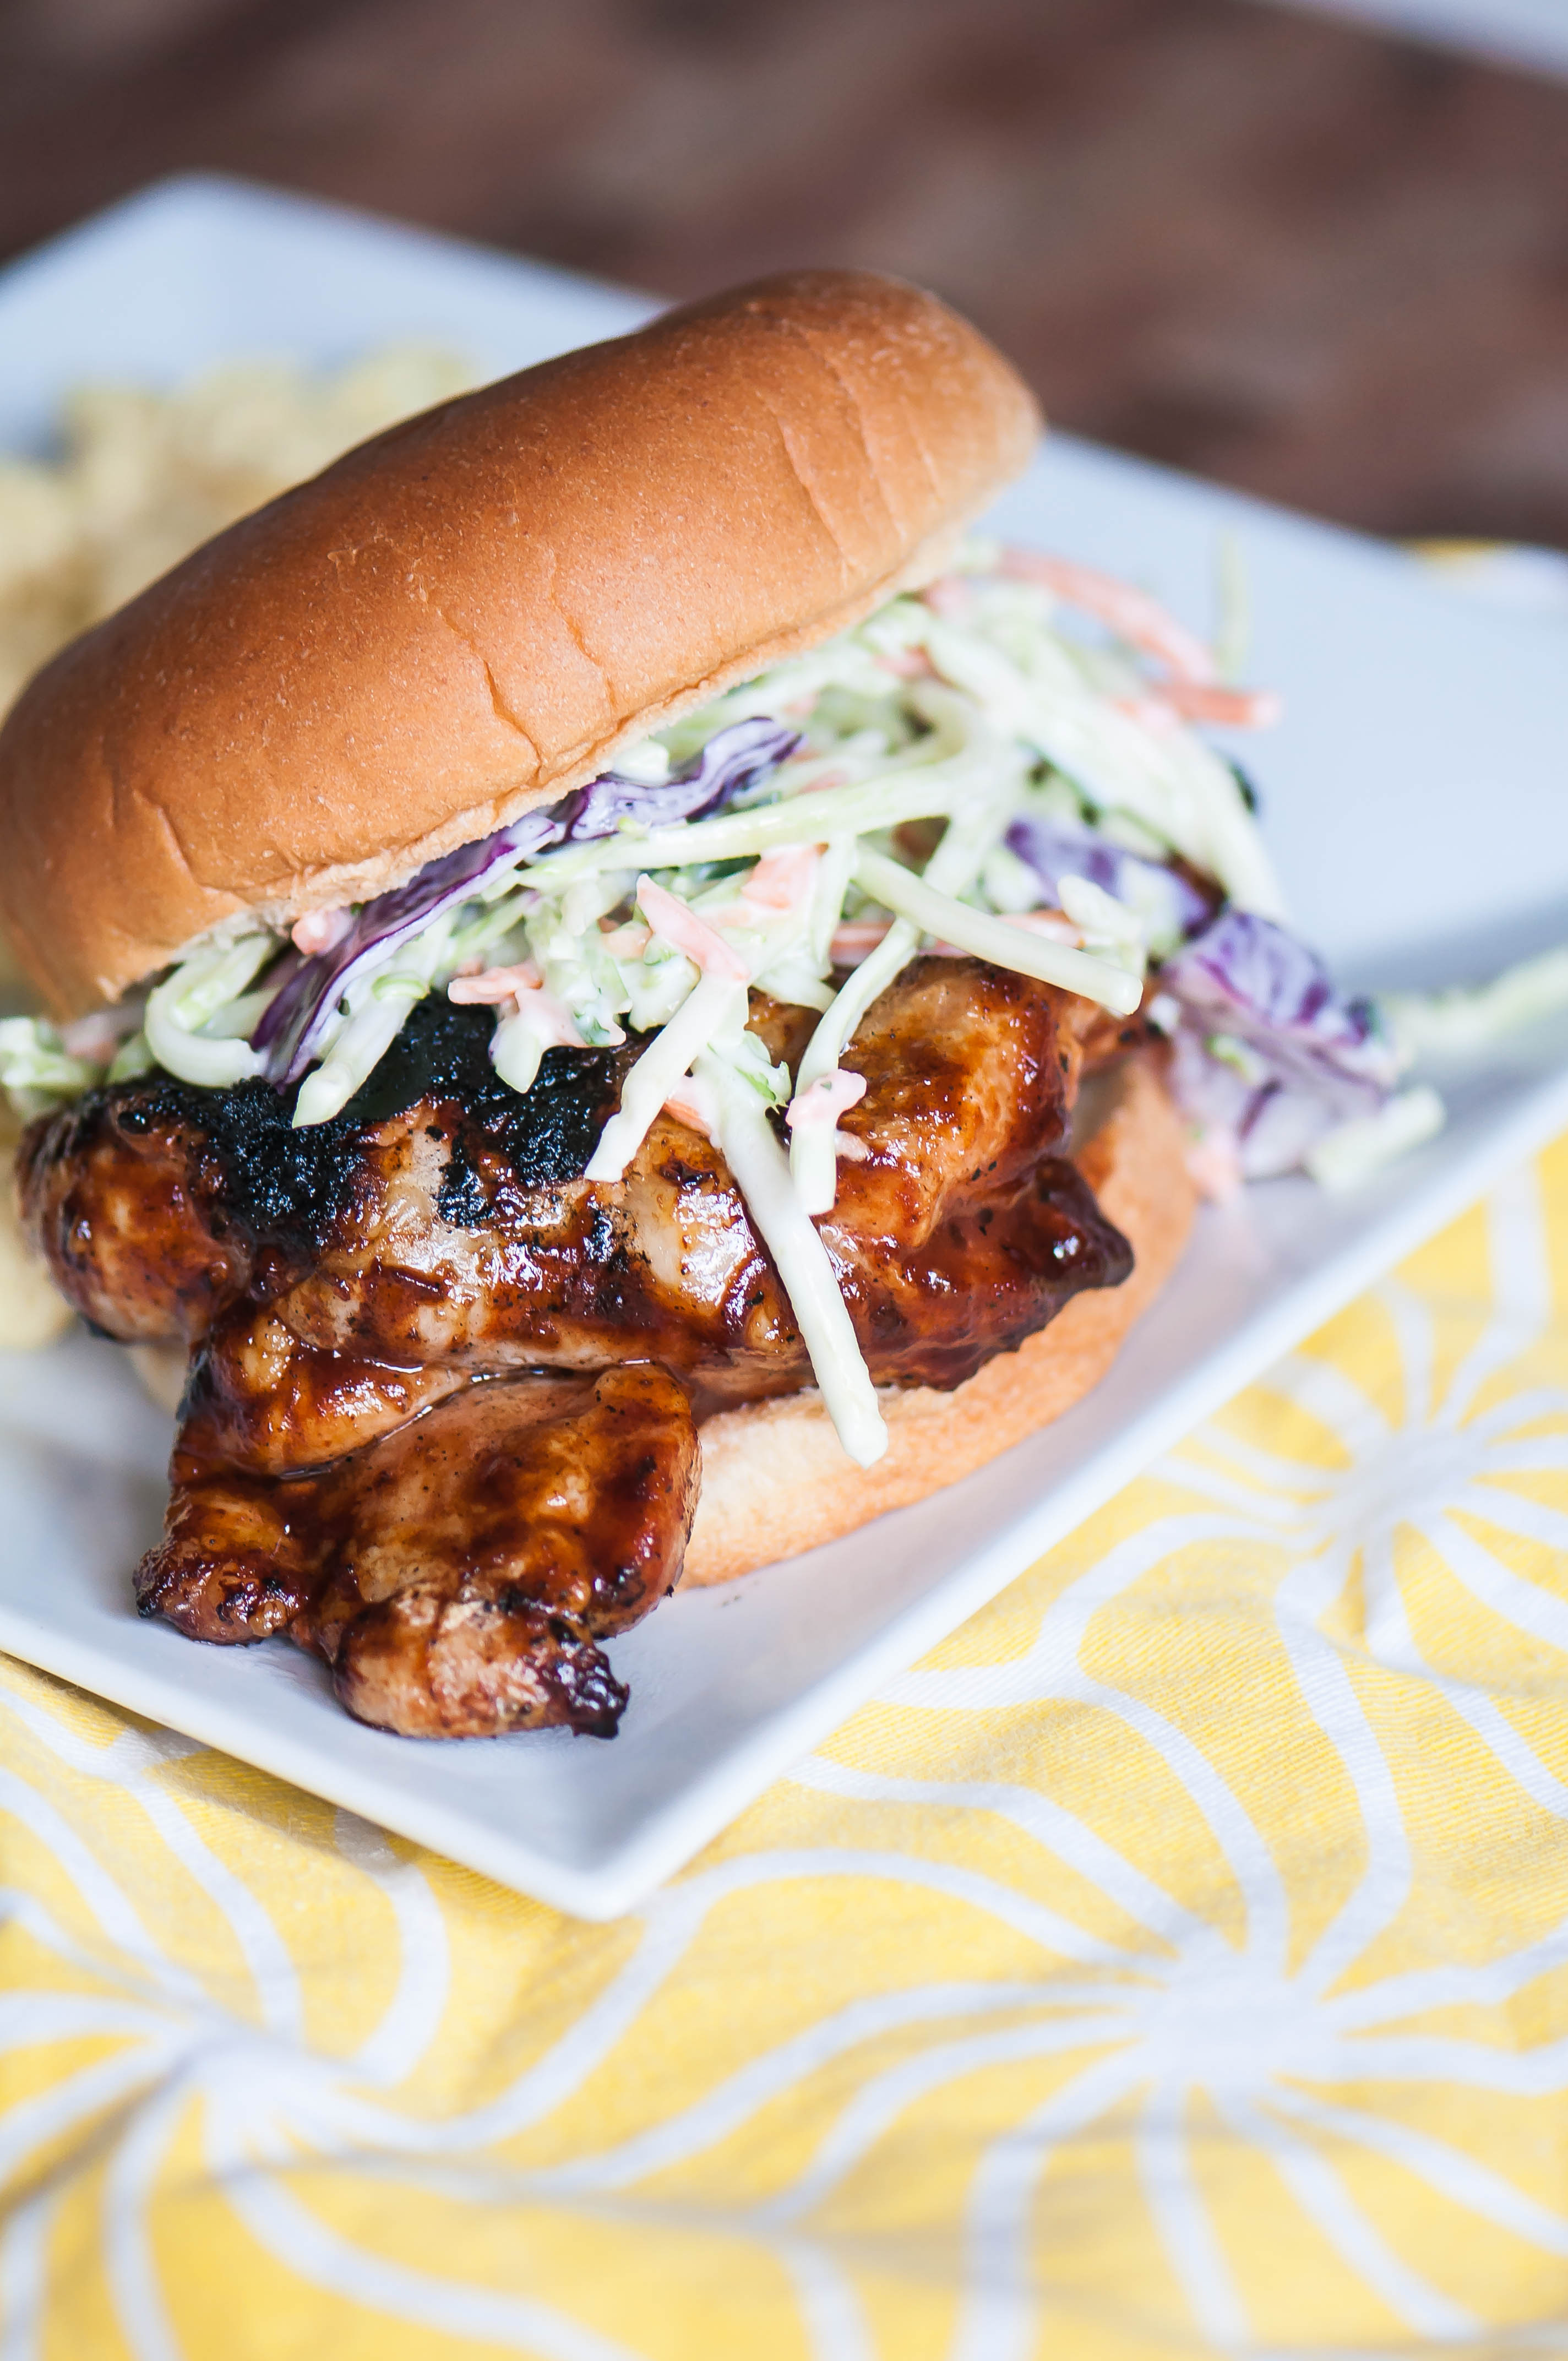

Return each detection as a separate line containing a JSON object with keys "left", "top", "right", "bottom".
{"left": 786, "top": 773, "right": 1020, "bottom": 1213}
{"left": 852, "top": 848, "right": 1143, "bottom": 1015}
{"left": 1306, "top": 1086, "right": 1446, "bottom": 1192}
{"left": 585, "top": 969, "right": 747, "bottom": 1183}
{"left": 694, "top": 1049, "right": 889, "bottom": 1467}
{"left": 1380, "top": 947, "right": 1568, "bottom": 1064}
{"left": 144, "top": 935, "right": 274, "bottom": 1088}
{"left": 0, "top": 1019, "right": 98, "bottom": 1108}
{"left": 1153, "top": 909, "right": 1402, "bottom": 1190}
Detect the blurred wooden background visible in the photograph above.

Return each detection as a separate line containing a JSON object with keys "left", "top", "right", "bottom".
{"left": 3, "top": 0, "right": 1567, "bottom": 546}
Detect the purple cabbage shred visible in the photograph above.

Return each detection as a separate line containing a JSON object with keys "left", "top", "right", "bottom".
{"left": 1004, "top": 813, "right": 1215, "bottom": 943}
{"left": 253, "top": 718, "right": 798, "bottom": 1088}
{"left": 1157, "top": 908, "right": 1400, "bottom": 1180}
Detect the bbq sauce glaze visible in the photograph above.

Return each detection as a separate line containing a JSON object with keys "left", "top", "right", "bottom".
{"left": 136, "top": 1364, "right": 700, "bottom": 1739}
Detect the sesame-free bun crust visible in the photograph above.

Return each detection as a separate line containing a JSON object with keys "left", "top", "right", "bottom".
{"left": 683, "top": 1056, "right": 1194, "bottom": 1585}
{"left": 0, "top": 271, "right": 1039, "bottom": 1017}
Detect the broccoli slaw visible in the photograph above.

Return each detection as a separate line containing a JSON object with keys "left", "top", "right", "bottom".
{"left": 6, "top": 541, "right": 1543, "bottom": 1466}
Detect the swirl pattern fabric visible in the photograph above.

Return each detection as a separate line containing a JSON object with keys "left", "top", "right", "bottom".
{"left": 1, "top": 1135, "right": 1566, "bottom": 2356}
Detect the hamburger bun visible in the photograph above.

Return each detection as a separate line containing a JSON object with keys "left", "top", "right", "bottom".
{"left": 10, "top": 264, "right": 1193, "bottom": 1583}
{"left": 0, "top": 270, "right": 1039, "bottom": 1018}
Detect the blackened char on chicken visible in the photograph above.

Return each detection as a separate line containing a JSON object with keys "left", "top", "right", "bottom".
{"left": 19, "top": 961, "right": 1137, "bottom": 1737}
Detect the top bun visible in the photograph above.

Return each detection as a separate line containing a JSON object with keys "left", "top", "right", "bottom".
{"left": 0, "top": 270, "right": 1039, "bottom": 1016}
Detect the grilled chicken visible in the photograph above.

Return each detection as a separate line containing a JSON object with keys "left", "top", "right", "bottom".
{"left": 20, "top": 962, "right": 1136, "bottom": 1735}
{"left": 138, "top": 1366, "right": 698, "bottom": 1736}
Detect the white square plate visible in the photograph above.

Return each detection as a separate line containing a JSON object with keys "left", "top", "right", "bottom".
{"left": 2, "top": 177, "right": 1565, "bottom": 1919}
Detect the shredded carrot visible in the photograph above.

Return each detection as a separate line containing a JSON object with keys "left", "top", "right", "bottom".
{"left": 829, "top": 919, "right": 892, "bottom": 965}
{"left": 290, "top": 906, "right": 352, "bottom": 956}
{"left": 447, "top": 960, "right": 543, "bottom": 1005}
{"left": 997, "top": 548, "right": 1218, "bottom": 686}
{"left": 742, "top": 844, "right": 820, "bottom": 915}
{"left": 921, "top": 574, "right": 974, "bottom": 621}
{"left": 786, "top": 1068, "right": 868, "bottom": 1133}
{"left": 637, "top": 875, "right": 749, "bottom": 981}
{"left": 1186, "top": 1135, "right": 1245, "bottom": 1204}
{"left": 1159, "top": 682, "right": 1282, "bottom": 728}
{"left": 663, "top": 1072, "right": 723, "bottom": 1139}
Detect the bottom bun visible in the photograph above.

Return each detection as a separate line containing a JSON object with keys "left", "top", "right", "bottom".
{"left": 682, "top": 1052, "right": 1195, "bottom": 1587}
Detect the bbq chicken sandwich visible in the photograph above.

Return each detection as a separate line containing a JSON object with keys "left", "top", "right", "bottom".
{"left": 0, "top": 268, "right": 1324, "bottom": 1742}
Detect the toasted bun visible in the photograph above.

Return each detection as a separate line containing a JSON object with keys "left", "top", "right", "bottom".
{"left": 682, "top": 1056, "right": 1195, "bottom": 1586}
{"left": 0, "top": 271, "right": 1039, "bottom": 1018}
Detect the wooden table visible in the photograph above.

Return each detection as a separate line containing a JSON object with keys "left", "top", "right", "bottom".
{"left": 4, "top": 0, "right": 1567, "bottom": 546}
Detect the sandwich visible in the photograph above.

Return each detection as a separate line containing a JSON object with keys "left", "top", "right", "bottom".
{"left": 0, "top": 269, "right": 1401, "bottom": 1740}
